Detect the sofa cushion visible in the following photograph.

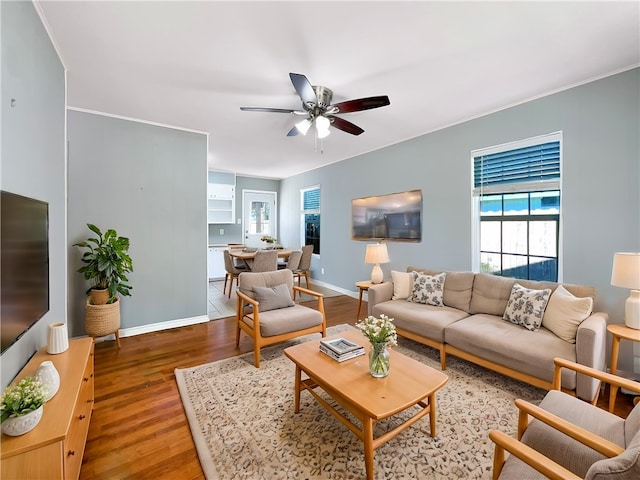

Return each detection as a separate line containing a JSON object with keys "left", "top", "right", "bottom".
{"left": 469, "top": 273, "right": 517, "bottom": 315}
{"left": 542, "top": 285, "right": 594, "bottom": 343}
{"left": 372, "top": 300, "right": 469, "bottom": 343}
{"left": 445, "top": 314, "right": 577, "bottom": 387}
{"left": 503, "top": 283, "right": 552, "bottom": 331}
{"left": 408, "top": 271, "right": 446, "bottom": 306}
{"left": 391, "top": 270, "right": 413, "bottom": 300}
{"left": 253, "top": 283, "right": 295, "bottom": 312}
{"left": 407, "top": 267, "right": 474, "bottom": 312}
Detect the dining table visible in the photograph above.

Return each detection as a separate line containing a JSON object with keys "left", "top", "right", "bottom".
{"left": 228, "top": 248, "right": 292, "bottom": 270}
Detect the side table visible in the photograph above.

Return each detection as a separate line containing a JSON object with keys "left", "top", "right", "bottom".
{"left": 355, "top": 281, "right": 373, "bottom": 319}
{"left": 607, "top": 323, "right": 640, "bottom": 412}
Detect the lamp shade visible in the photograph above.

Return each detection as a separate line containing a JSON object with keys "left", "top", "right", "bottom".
{"left": 365, "top": 244, "right": 390, "bottom": 265}
{"left": 611, "top": 252, "right": 640, "bottom": 290}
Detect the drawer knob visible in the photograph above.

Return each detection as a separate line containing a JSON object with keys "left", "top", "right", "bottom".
{"left": 68, "top": 450, "right": 75, "bottom": 456}
{"left": 78, "top": 414, "right": 86, "bottom": 420}
{"left": 83, "top": 377, "right": 89, "bottom": 382}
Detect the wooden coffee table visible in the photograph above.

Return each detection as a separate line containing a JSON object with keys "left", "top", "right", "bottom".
{"left": 284, "top": 329, "right": 448, "bottom": 480}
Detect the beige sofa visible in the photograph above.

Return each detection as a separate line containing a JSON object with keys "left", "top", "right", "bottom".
{"left": 368, "top": 267, "right": 608, "bottom": 401}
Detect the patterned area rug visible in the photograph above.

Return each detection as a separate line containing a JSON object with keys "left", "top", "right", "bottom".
{"left": 175, "top": 325, "right": 545, "bottom": 479}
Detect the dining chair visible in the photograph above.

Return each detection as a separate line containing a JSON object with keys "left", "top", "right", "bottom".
{"left": 250, "top": 249, "right": 278, "bottom": 272}
{"left": 489, "top": 357, "right": 640, "bottom": 480}
{"left": 278, "top": 249, "right": 302, "bottom": 271}
{"left": 292, "top": 244, "right": 313, "bottom": 289}
{"left": 223, "top": 249, "right": 248, "bottom": 298}
{"left": 236, "top": 269, "right": 326, "bottom": 367}
{"left": 228, "top": 243, "right": 247, "bottom": 269}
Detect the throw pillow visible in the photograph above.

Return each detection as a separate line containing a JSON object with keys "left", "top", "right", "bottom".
{"left": 253, "top": 283, "right": 295, "bottom": 312}
{"left": 503, "top": 283, "right": 552, "bottom": 331}
{"left": 408, "top": 271, "right": 446, "bottom": 306}
{"left": 542, "top": 285, "right": 593, "bottom": 343}
{"left": 391, "top": 270, "right": 413, "bottom": 300}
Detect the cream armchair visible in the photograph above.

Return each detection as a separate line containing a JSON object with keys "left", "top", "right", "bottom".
{"left": 489, "top": 357, "right": 640, "bottom": 480}
{"left": 236, "top": 269, "right": 326, "bottom": 367}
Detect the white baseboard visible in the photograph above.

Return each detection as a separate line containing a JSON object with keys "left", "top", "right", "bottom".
{"left": 119, "top": 314, "right": 210, "bottom": 338}
{"left": 309, "top": 279, "right": 360, "bottom": 299}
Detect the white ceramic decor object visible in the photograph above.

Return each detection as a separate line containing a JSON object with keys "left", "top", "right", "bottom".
{"left": 1, "top": 405, "right": 44, "bottom": 436}
{"left": 35, "top": 361, "right": 60, "bottom": 401}
{"left": 47, "top": 322, "right": 69, "bottom": 354}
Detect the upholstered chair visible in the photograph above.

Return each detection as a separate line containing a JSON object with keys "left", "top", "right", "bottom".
{"left": 489, "top": 357, "right": 640, "bottom": 480}
{"left": 223, "top": 249, "right": 248, "bottom": 298}
{"left": 278, "top": 250, "right": 302, "bottom": 271}
{"left": 250, "top": 249, "right": 278, "bottom": 272}
{"left": 236, "top": 269, "right": 326, "bottom": 367}
{"left": 292, "top": 244, "right": 313, "bottom": 290}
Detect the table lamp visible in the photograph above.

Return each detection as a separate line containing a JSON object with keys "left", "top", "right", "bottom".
{"left": 611, "top": 252, "right": 640, "bottom": 329}
{"left": 365, "top": 243, "right": 389, "bottom": 284}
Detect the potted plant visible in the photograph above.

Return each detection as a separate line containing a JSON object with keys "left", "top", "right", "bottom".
{"left": 74, "top": 224, "right": 132, "bottom": 346}
{"left": 74, "top": 224, "right": 133, "bottom": 305}
{"left": 1, "top": 377, "right": 48, "bottom": 436}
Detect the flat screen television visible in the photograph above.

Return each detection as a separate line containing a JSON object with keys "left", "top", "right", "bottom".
{"left": 1, "top": 191, "right": 50, "bottom": 353}
{"left": 351, "top": 189, "right": 422, "bottom": 241}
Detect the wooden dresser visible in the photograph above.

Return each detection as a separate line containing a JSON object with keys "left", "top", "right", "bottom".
{"left": 1, "top": 337, "right": 94, "bottom": 480}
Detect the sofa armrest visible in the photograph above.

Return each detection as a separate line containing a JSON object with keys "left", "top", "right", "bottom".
{"left": 367, "top": 282, "right": 394, "bottom": 316}
{"left": 574, "top": 311, "right": 608, "bottom": 401}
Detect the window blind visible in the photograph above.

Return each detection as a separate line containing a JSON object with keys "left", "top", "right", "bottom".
{"left": 303, "top": 188, "right": 320, "bottom": 211}
{"left": 473, "top": 141, "right": 560, "bottom": 195}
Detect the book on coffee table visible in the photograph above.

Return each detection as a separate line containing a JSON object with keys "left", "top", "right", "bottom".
{"left": 319, "top": 338, "right": 365, "bottom": 362}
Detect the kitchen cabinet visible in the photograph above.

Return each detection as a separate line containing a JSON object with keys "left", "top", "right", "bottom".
{"left": 208, "top": 246, "right": 225, "bottom": 280}
{"left": 208, "top": 171, "right": 235, "bottom": 224}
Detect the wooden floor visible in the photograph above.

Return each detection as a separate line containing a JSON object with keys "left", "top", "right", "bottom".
{"left": 81, "top": 295, "right": 635, "bottom": 479}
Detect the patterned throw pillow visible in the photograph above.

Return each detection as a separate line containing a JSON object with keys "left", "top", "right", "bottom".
{"left": 408, "top": 271, "right": 446, "bottom": 306}
{"left": 503, "top": 283, "right": 552, "bottom": 331}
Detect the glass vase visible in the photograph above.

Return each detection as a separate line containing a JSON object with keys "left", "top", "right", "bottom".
{"left": 369, "top": 342, "right": 390, "bottom": 378}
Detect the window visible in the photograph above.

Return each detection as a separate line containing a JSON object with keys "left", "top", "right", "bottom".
{"left": 472, "top": 133, "right": 561, "bottom": 281}
{"left": 301, "top": 186, "right": 320, "bottom": 254}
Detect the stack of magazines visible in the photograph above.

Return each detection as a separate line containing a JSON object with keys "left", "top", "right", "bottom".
{"left": 319, "top": 338, "right": 365, "bottom": 362}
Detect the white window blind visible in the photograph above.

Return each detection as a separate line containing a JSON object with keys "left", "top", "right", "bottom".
{"left": 473, "top": 134, "right": 561, "bottom": 196}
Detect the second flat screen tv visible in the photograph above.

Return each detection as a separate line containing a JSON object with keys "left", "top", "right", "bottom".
{"left": 352, "top": 190, "right": 422, "bottom": 242}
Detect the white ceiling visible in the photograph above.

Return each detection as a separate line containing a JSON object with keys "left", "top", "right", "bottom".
{"left": 36, "top": 1, "right": 640, "bottom": 179}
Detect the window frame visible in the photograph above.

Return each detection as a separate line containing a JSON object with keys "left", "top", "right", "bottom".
{"left": 300, "top": 185, "right": 321, "bottom": 255}
{"left": 471, "top": 132, "right": 563, "bottom": 282}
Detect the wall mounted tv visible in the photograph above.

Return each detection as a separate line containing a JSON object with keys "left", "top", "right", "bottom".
{"left": 1, "top": 191, "right": 50, "bottom": 354}
{"left": 352, "top": 189, "right": 422, "bottom": 242}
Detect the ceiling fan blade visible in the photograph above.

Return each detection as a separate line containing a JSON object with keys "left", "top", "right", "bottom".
{"left": 330, "top": 95, "right": 390, "bottom": 114}
{"left": 240, "top": 107, "right": 296, "bottom": 113}
{"left": 286, "top": 125, "right": 300, "bottom": 137}
{"left": 329, "top": 116, "right": 364, "bottom": 136}
{"left": 289, "top": 73, "right": 317, "bottom": 106}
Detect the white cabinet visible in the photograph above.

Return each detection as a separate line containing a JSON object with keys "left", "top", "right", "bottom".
{"left": 208, "top": 246, "right": 225, "bottom": 280}
{"left": 207, "top": 171, "right": 236, "bottom": 224}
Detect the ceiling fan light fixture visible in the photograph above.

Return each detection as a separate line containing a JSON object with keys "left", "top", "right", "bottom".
{"left": 295, "top": 118, "right": 312, "bottom": 135}
{"left": 315, "top": 115, "right": 331, "bottom": 139}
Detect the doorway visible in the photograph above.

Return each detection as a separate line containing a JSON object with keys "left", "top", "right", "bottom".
{"left": 242, "top": 190, "right": 278, "bottom": 248}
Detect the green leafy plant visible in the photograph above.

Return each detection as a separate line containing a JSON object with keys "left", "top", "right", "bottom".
{"left": 355, "top": 314, "right": 398, "bottom": 346}
{"left": 1, "top": 377, "right": 48, "bottom": 423}
{"left": 260, "top": 235, "right": 277, "bottom": 244}
{"left": 74, "top": 224, "right": 133, "bottom": 303}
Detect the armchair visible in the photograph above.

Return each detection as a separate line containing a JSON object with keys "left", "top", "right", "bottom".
{"left": 489, "top": 357, "right": 640, "bottom": 479}
{"left": 236, "top": 269, "right": 326, "bottom": 367}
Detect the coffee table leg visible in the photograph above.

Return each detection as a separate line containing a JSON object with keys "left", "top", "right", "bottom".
{"left": 363, "top": 417, "right": 374, "bottom": 480}
{"left": 294, "top": 365, "right": 301, "bottom": 413}
{"left": 429, "top": 393, "right": 437, "bottom": 437}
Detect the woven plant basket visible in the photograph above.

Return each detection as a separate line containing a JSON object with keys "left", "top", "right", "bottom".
{"left": 90, "top": 288, "right": 110, "bottom": 305}
{"left": 85, "top": 296, "right": 120, "bottom": 338}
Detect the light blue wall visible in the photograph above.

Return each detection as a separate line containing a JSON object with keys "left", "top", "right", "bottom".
{"left": 1, "top": 1, "right": 66, "bottom": 386}
{"left": 280, "top": 68, "right": 640, "bottom": 367}
{"left": 66, "top": 111, "right": 208, "bottom": 335}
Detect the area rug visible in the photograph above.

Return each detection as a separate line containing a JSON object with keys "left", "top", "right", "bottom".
{"left": 175, "top": 325, "right": 545, "bottom": 479}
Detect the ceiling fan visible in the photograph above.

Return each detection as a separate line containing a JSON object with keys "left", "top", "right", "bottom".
{"left": 240, "top": 73, "right": 390, "bottom": 138}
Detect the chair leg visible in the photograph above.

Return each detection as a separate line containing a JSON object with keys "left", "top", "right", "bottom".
{"left": 227, "top": 274, "right": 234, "bottom": 298}
{"left": 304, "top": 272, "right": 310, "bottom": 289}
{"left": 223, "top": 273, "right": 229, "bottom": 295}
{"left": 254, "top": 342, "right": 260, "bottom": 368}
